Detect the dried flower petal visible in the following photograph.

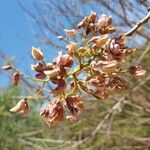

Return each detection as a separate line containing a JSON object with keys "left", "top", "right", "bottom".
{"left": 64, "top": 29, "right": 76, "bottom": 38}
{"left": 66, "top": 42, "right": 77, "bottom": 54}
{"left": 10, "top": 98, "right": 29, "bottom": 115}
{"left": 52, "top": 79, "right": 66, "bottom": 96}
{"left": 41, "top": 99, "right": 64, "bottom": 125}
{"left": 31, "top": 62, "right": 44, "bottom": 72}
{"left": 56, "top": 52, "right": 74, "bottom": 67}
{"left": 44, "top": 68, "right": 60, "bottom": 79}
{"left": 65, "top": 95, "right": 83, "bottom": 123}
{"left": 12, "top": 72, "right": 20, "bottom": 86}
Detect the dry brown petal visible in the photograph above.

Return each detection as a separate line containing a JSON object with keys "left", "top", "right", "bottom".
{"left": 52, "top": 79, "right": 66, "bottom": 96}
{"left": 44, "top": 68, "right": 60, "bottom": 79}
{"left": 97, "top": 14, "right": 111, "bottom": 28}
{"left": 65, "top": 95, "right": 83, "bottom": 123}
{"left": 12, "top": 72, "right": 20, "bottom": 86}
{"left": 31, "top": 47, "right": 43, "bottom": 60}
{"left": 2, "top": 65, "right": 13, "bottom": 71}
{"left": 90, "top": 35, "right": 108, "bottom": 47}
{"left": 64, "top": 29, "right": 76, "bottom": 38}
{"left": 66, "top": 42, "right": 77, "bottom": 54}
{"left": 31, "top": 62, "right": 44, "bottom": 72}
{"left": 41, "top": 100, "right": 64, "bottom": 125}
{"left": 77, "top": 12, "right": 96, "bottom": 29}
{"left": 103, "top": 60, "right": 118, "bottom": 69}
{"left": 10, "top": 98, "right": 29, "bottom": 115}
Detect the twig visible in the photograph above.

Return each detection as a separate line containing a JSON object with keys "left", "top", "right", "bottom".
{"left": 125, "top": 11, "right": 150, "bottom": 36}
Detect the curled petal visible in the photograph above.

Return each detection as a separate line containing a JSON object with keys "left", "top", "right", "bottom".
{"left": 52, "top": 79, "right": 66, "bottom": 96}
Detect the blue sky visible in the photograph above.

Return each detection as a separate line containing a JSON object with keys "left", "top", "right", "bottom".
{"left": 0, "top": 0, "right": 35, "bottom": 86}
{"left": 0, "top": 0, "right": 148, "bottom": 87}
{"left": 0, "top": 0, "right": 58, "bottom": 87}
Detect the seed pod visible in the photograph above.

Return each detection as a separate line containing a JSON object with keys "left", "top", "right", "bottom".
{"left": 12, "top": 72, "right": 20, "bottom": 86}
{"left": 31, "top": 47, "right": 43, "bottom": 60}
{"left": 2, "top": 65, "right": 13, "bottom": 71}
{"left": 64, "top": 29, "right": 76, "bottom": 38}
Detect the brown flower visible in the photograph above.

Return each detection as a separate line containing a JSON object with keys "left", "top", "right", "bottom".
{"left": 65, "top": 95, "right": 83, "bottom": 123}
{"left": 77, "top": 12, "right": 96, "bottom": 29}
{"left": 52, "top": 79, "right": 66, "bottom": 96}
{"left": 31, "top": 47, "right": 43, "bottom": 60}
{"left": 10, "top": 98, "right": 29, "bottom": 115}
{"left": 31, "top": 62, "right": 44, "bottom": 72}
{"left": 44, "top": 68, "right": 60, "bottom": 79}
{"left": 66, "top": 42, "right": 77, "bottom": 54}
{"left": 12, "top": 72, "right": 20, "bottom": 86}
{"left": 56, "top": 52, "right": 73, "bottom": 67}
{"left": 89, "top": 35, "right": 108, "bottom": 48}
{"left": 40, "top": 99, "right": 64, "bottom": 125}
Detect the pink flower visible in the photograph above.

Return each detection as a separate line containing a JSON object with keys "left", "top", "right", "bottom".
{"left": 40, "top": 99, "right": 64, "bottom": 125}
{"left": 10, "top": 98, "right": 29, "bottom": 116}
{"left": 52, "top": 79, "right": 66, "bottom": 96}
{"left": 65, "top": 95, "right": 83, "bottom": 123}
{"left": 56, "top": 52, "right": 73, "bottom": 67}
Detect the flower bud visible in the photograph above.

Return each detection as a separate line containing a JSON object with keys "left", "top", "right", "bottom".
{"left": 31, "top": 47, "right": 43, "bottom": 60}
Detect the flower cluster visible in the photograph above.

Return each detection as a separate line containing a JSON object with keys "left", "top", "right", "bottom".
{"left": 2, "top": 12, "right": 146, "bottom": 126}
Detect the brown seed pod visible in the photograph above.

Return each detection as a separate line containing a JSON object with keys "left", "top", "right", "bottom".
{"left": 12, "top": 72, "right": 20, "bottom": 86}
